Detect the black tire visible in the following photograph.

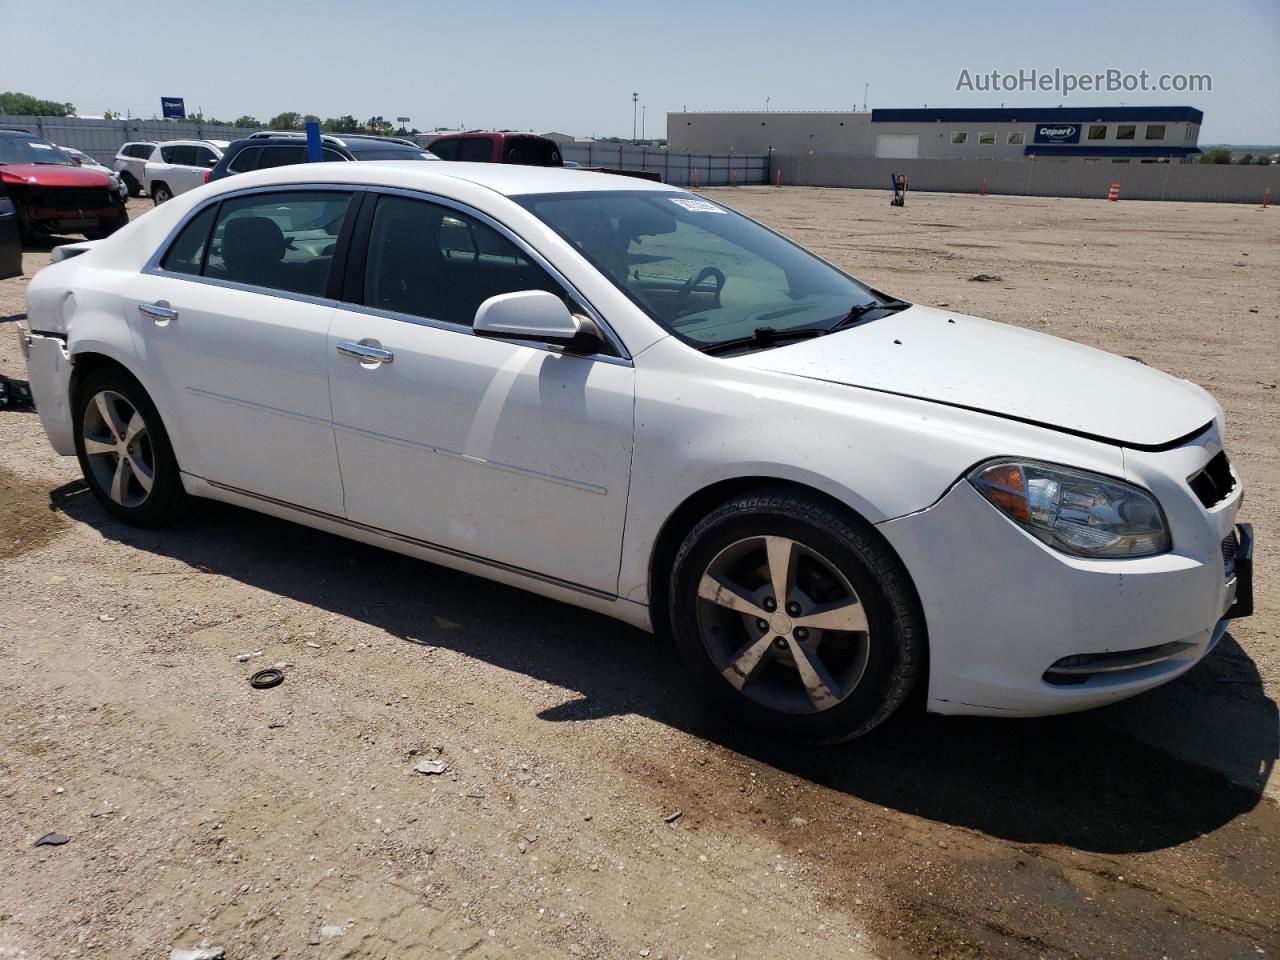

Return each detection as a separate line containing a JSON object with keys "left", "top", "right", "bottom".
{"left": 72, "top": 367, "right": 193, "bottom": 526}
{"left": 120, "top": 171, "right": 142, "bottom": 197}
{"left": 151, "top": 183, "right": 173, "bottom": 206}
{"left": 669, "top": 488, "right": 925, "bottom": 742}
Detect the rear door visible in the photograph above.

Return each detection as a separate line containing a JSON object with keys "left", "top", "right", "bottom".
{"left": 0, "top": 180, "right": 21, "bottom": 279}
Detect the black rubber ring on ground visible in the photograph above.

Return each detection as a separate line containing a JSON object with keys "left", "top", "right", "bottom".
{"left": 250, "top": 668, "right": 284, "bottom": 689}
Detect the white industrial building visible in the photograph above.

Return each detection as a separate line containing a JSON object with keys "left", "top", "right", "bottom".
{"left": 668, "top": 107, "right": 1204, "bottom": 163}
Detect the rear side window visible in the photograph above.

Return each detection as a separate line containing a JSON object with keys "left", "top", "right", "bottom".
{"left": 228, "top": 146, "right": 261, "bottom": 172}
{"left": 361, "top": 194, "right": 567, "bottom": 325}
{"left": 126, "top": 143, "right": 154, "bottom": 158}
{"left": 256, "top": 146, "right": 307, "bottom": 169}
{"left": 159, "top": 204, "right": 218, "bottom": 276}
{"left": 162, "top": 191, "right": 353, "bottom": 296}
{"left": 428, "top": 139, "right": 460, "bottom": 160}
{"left": 459, "top": 138, "right": 492, "bottom": 162}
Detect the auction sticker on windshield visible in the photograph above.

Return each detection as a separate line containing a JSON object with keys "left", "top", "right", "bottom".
{"left": 669, "top": 198, "right": 725, "bottom": 213}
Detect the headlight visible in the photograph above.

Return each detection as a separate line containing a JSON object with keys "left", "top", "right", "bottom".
{"left": 968, "top": 460, "right": 1170, "bottom": 559}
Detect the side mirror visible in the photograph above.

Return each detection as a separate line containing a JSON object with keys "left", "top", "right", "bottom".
{"left": 473, "top": 290, "right": 604, "bottom": 354}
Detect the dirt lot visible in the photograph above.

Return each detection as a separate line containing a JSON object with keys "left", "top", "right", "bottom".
{"left": 0, "top": 189, "right": 1276, "bottom": 960}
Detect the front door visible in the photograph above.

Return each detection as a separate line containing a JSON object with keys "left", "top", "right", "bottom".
{"left": 0, "top": 181, "right": 22, "bottom": 279}
{"left": 327, "top": 192, "right": 635, "bottom": 594}
{"left": 128, "top": 188, "right": 355, "bottom": 515}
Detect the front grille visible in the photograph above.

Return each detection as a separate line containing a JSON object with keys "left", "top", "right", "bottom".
{"left": 1188, "top": 451, "right": 1236, "bottom": 508}
{"left": 7, "top": 183, "right": 119, "bottom": 213}
{"left": 1222, "top": 530, "right": 1239, "bottom": 576}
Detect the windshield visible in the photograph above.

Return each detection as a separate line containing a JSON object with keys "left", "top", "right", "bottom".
{"left": 516, "top": 190, "right": 883, "bottom": 348}
{"left": 0, "top": 136, "right": 75, "bottom": 166}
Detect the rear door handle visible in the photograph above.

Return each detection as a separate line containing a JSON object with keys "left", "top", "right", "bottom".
{"left": 138, "top": 300, "right": 178, "bottom": 325}
{"left": 336, "top": 340, "right": 394, "bottom": 365}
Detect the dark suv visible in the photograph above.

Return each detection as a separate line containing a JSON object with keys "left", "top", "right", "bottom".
{"left": 208, "top": 132, "right": 437, "bottom": 182}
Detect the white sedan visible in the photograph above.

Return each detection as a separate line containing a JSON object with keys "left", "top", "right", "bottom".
{"left": 19, "top": 162, "right": 1252, "bottom": 741}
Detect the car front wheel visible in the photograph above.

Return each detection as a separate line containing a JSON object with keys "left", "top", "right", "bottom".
{"left": 73, "top": 368, "right": 192, "bottom": 526}
{"left": 670, "top": 489, "right": 925, "bottom": 742}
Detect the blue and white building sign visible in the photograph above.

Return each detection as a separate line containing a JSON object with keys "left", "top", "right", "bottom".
{"left": 161, "top": 97, "right": 186, "bottom": 119}
{"left": 1033, "top": 122, "right": 1080, "bottom": 144}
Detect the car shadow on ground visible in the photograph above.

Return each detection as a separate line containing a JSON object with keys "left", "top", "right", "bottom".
{"left": 52, "top": 482, "right": 1278, "bottom": 855}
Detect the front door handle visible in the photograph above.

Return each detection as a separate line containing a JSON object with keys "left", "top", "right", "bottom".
{"left": 336, "top": 340, "right": 394, "bottom": 365}
{"left": 138, "top": 300, "right": 178, "bottom": 325}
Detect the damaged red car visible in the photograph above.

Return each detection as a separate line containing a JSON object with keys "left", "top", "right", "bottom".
{"left": 0, "top": 129, "right": 127, "bottom": 242}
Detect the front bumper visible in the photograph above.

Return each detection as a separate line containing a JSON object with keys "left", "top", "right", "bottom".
{"left": 877, "top": 478, "right": 1249, "bottom": 718}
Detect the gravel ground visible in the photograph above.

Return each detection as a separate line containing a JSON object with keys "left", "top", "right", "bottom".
{"left": 0, "top": 190, "right": 1276, "bottom": 960}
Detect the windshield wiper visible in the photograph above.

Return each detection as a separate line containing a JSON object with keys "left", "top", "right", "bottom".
{"left": 699, "top": 325, "right": 830, "bottom": 356}
{"left": 829, "top": 298, "right": 911, "bottom": 331}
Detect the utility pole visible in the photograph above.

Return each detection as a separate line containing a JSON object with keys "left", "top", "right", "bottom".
{"left": 862, "top": 83, "right": 868, "bottom": 111}
{"left": 632, "top": 92, "right": 638, "bottom": 141}
{"left": 641, "top": 105, "right": 646, "bottom": 141}
{"left": 766, "top": 96, "right": 770, "bottom": 112}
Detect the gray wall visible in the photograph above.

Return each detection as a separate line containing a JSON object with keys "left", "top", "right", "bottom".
{"left": 560, "top": 142, "right": 768, "bottom": 186}
{"left": 1, "top": 115, "right": 260, "bottom": 164}
{"left": 772, "top": 153, "right": 1276, "bottom": 204}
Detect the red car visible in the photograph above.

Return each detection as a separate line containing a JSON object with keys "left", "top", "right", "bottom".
{"left": 427, "top": 131, "right": 661, "bottom": 181}
{"left": 0, "top": 129, "right": 128, "bottom": 242}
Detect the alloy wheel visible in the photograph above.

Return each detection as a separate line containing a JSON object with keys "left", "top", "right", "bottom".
{"left": 696, "top": 535, "right": 871, "bottom": 714}
{"left": 81, "top": 390, "right": 155, "bottom": 508}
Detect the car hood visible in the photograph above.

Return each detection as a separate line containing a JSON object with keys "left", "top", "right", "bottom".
{"left": 730, "top": 305, "right": 1217, "bottom": 449}
{"left": 0, "top": 164, "right": 115, "bottom": 187}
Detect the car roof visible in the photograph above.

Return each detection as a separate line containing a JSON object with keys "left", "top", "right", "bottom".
{"left": 203, "top": 159, "right": 681, "bottom": 198}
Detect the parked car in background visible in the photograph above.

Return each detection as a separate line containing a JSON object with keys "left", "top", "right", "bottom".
{"left": 428, "top": 131, "right": 563, "bottom": 165}
{"left": 143, "top": 140, "right": 229, "bottom": 204}
{"left": 0, "top": 129, "right": 127, "bottom": 241}
{"left": 208, "top": 131, "right": 437, "bottom": 182}
{"left": 112, "top": 141, "right": 157, "bottom": 197}
{"left": 21, "top": 162, "right": 1252, "bottom": 742}
{"left": 56, "top": 146, "right": 130, "bottom": 202}
{"left": 428, "top": 131, "right": 660, "bottom": 181}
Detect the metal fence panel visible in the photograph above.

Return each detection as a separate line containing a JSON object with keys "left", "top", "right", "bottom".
{"left": 1, "top": 115, "right": 262, "bottom": 164}
{"left": 771, "top": 153, "right": 1275, "bottom": 204}
{"left": 560, "top": 143, "right": 769, "bottom": 186}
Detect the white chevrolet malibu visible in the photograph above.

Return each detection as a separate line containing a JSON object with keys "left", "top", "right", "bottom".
{"left": 20, "top": 162, "right": 1252, "bottom": 741}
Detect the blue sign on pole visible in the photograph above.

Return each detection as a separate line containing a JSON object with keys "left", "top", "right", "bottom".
{"left": 1033, "top": 122, "right": 1080, "bottom": 145}
{"left": 161, "top": 97, "right": 186, "bottom": 120}
{"left": 305, "top": 121, "right": 324, "bottom": 163}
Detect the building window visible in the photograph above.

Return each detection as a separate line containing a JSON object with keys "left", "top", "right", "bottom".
{"left": 1088, "top": 124, "right": 1107, "bottom": 140}
{"left": 1116, "top": 125, "right": 1136, "bottom": 140}
{"left": 978, "top": 132, "right": 995, "bottom": 145}
{"left": 1111, "top": 158, "right": 1131, "bottom": 163}
{"left": 1007, "top": 131, "right": 1024, "bottom": 145}
{"left": 1145, "top": 124, "right": 1166, "bottom": 140}
{"left": 951, "top": 131, "right": 967, "bottom": 144}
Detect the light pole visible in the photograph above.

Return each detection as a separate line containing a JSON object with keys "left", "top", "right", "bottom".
{"left": 632, "top": 92, "right": 638, "bottom": 141}
{"left": 641, "top": 105, "right": 646, "bottom": 141}
{"left": 766, "top": 96, "right": 770, "bottom": 112}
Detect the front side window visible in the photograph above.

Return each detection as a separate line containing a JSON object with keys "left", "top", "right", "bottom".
{"left": 198, "top": 190, "right": 353, "bottom": 296}
{"left": 1088, "top": 124, "right": 1107, "bottom": 140}
{"left": 228, "top": 146, "right": 261, "bottom": 172}
{"left": 1116, "top": 125, "right": 1136, "bottom": 140}
{"left": 192, "top": 146, "right": 219, "bottom": 168}
{"left": 362, "top": 194, "right": 567, "bottom": 326}
{"left": 255, "top": 146, "right": 307, "bottom": 169}
{"left": 951, "top": 131, "right": 968, "bottom": 144}
{"left": 518, "top": 191, "right": 881, "bottom": 350}
{"left": 429, "top": 139, "right": 460, "bottom": 160}
{"left": 1145, "top": 124, "right": 1166, "bottom": 140}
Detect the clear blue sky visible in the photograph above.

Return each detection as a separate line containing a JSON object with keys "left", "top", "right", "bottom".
{"left": 4, "top": 0, "right": 1276, "bottom": 143}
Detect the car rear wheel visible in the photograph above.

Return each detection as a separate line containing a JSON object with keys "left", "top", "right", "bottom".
{"left": 670, "top": 488, "right": 925, "bottom": 742}
{"left": 120, "top": 171, "right": 142, "bottom": 197}
{"left": 73, "top": 368, "right": 193, "bottom": 526}
{"left": 151, "top": 183, "right": 173, "bottom": 205}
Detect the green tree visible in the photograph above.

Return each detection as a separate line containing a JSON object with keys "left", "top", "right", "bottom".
{"left": 302, "top": 114, "right": 321, "bottom": 126}
{"left": 322, "top": 115, "right": 361, "bottom": 133}
{"left": 0, "top": 91, "right": 75, "bottom": 116}
{"left": 233, "top": 115, "right": 260, "bottom": 128}
{"left": 1257, "top": 155, "right": 1275, "bottom": 165}
{"left": 1237, "top": 153, "right": 1255, "bottom": 164}
{"left": 102, "top": 110, "right": 118, "bottom": 120}
{"left": 365, "top": 115, "right": 393, "bottom": 135}
{"left": 1199, "top": 148, "right": 1232, "bottom": 164}
{"left": 268, "top": 111, "right": 303, "bottom": 130}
